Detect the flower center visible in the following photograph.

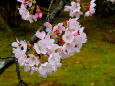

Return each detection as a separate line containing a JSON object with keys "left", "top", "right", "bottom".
{"left": 73, "top": 39, "right": 77, "bottom": 43}
{"left": 31, "top": 57, "right": 35, "bottom": 61}
{"left": 38, "top": 46, "right": 42, "bottom": 50}
{"left": 65, "top": 49, "right": 68, "bottom": 53}
{"left": 22, "top": 55, "right": 26, "bottom": 58}
{"left": 58, "top": 26, "right": 61, "bottom": 30}
{"left": 66, "top": 35, "right": 70, "bottom": 39}
{"left": 76, "top": 11, "right": 79, "bottom": 14}
{"left": 75, "top": 5, "right": 78, "bottom": 8}
{"left": 48, "top": 25, "right": 51, "bottom": 28}
{"left": 67, "top": 43, "right": 70, "bottom": 47}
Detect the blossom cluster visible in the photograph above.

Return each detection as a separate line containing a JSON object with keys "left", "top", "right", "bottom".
{"left": 11, "top": 0, "right": 98, "bottom": 78}
{"left": 64, "top": 0, "right": 96, "bottom": 18}
{"left": 64, "top": 1, "right": 83, "bottom": 19}
{"left": 12, "top": 18, "right": 87, "bottom": 77}
{"left": 85, "top": 0, "right": 96, "bottom": 17}
{"left": 17, "top": 0, "right": 42, "bottom": 23}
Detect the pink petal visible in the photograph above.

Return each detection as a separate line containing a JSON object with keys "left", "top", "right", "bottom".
{"left": 72, "top": 31, "right": 79, "bottom": 36}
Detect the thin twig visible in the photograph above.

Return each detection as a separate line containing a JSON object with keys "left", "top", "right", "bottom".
{"left": 39, "top": 6, "right": 49, "bottom": 12}
{"left": 15, "top": 58, "right": 28, "bottom": 86}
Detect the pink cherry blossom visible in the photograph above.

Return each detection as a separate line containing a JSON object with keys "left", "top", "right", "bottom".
{"left": 44, "top": 22, "right": 52, "bottom": 32}
{"left": 85, "top": 0, "right": 96, "bottom": 17}
{"left": 62, "top": 31, "right": 74, "bottom": 43}
{"left": 64, "top": 1, "right": 82, "bottom": 19}
{"left": 36, "top": 31, "right": 46, "bottom": 39}
{"left": 38, "top": 12, "right": 42, "bottom": 18}
{"left": 27, "top": 54, "right": 40, "bottom": 67}
{"left": 53, "top": 23, "right": 65, "bottom": 35}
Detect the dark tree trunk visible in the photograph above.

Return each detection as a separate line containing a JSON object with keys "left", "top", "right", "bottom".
{"left": 0, "top": 0, "right": 21, "bottom": 27}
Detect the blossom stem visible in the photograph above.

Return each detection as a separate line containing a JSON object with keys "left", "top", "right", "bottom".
{"left": 15, "top": 58, "right": 28, "bottom": 86}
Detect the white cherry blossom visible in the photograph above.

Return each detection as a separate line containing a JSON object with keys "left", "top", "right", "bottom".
{"left": 44, "top": 22, "right": 52, "bottom": 32}
{"left": 36, "top": 31, "right": 46, "bottom": 39}
{"left": 34, "top": 41, "right": 47, "bottom": 54}
{"left": 85, "top": 0, "right": 96, "bottom": 17}
{"left": 64, "top": 1, "right": 82, "bottom": 19}
{"left": 27, "top": 54, "right": 40, "bottom": 66}
{"left": 53, "top": 23, "right": 65, "bottom": 35}
{"left": 38, "top": 62, "right": 52, "bottom": 78}
{"left": 12, "top": 39, "right": 27, "bottom": 53}
{"left": 62, "top": 31, "right": 74, "bottom": 43}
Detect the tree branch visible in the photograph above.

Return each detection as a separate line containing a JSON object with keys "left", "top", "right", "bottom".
{"left": 46, "top": 0, "right": 55, "bottom": 20}
{"left": 39, "top": 6, "right": 49, "bottom": 12}
{"left": 0, "top": 57, "right": 15, "bottom": 75}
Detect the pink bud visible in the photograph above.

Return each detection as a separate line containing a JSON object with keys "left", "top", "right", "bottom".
{"left": 77, "top": 0, "right": 80, "bottom": 2}
{"left": 37, "top": 8, "right": 40, "bottom": 13}
{"left": 38, "top": 13, "right": 42, "bottom": 18}
{"left": 35, "top": 13, "right": 39, "bottom": 19}
{"left": 54, "top": 29, "right": 61, "bottom": 35}
{"left": 65, "top": 20, "right": 68, "bottom": 24}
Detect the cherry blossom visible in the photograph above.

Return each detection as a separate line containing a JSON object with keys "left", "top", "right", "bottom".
{"left": 85, "top": 0, "right": 96, "bottom": 17}
{"left": 12, "top": 39, "right": 27, "bottom": 53}
{"left": 34, "top": 41, "right": 47, "bottom": 54}
{"left": 53, "top": 23, "right": 65, "bottom": 35}
{"left": 38, "top": 62, "right": 52, "bottom": 78}
{"left": 44, "top": 22, "right": 52, "bottom": 32}
{"left": 27, "top": 54, "right": 39, "bottom": 66}
{"left": 36, "top": 31, "right": 46, "bottom": 39}
{"left": 62, "top": 31, "right": 74, "bottom": 43}
{"left": 64, "top": 1, "right": 82, "bottom": 19}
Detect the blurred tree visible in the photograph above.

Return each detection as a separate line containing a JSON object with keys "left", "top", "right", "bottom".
{"left": 0, "top": 0, "right": 21, "bottom": 27}
{"left": 96, "top": 0, "right": 115, "bottom": 17}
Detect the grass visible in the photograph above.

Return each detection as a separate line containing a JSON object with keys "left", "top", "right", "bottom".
{"left": 0, "top": 9, "right": 115, "bottom": 86}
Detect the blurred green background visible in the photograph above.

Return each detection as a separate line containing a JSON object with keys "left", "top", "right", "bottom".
{"left": 0, "top": 0, "right": 115, "bottom": 86}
